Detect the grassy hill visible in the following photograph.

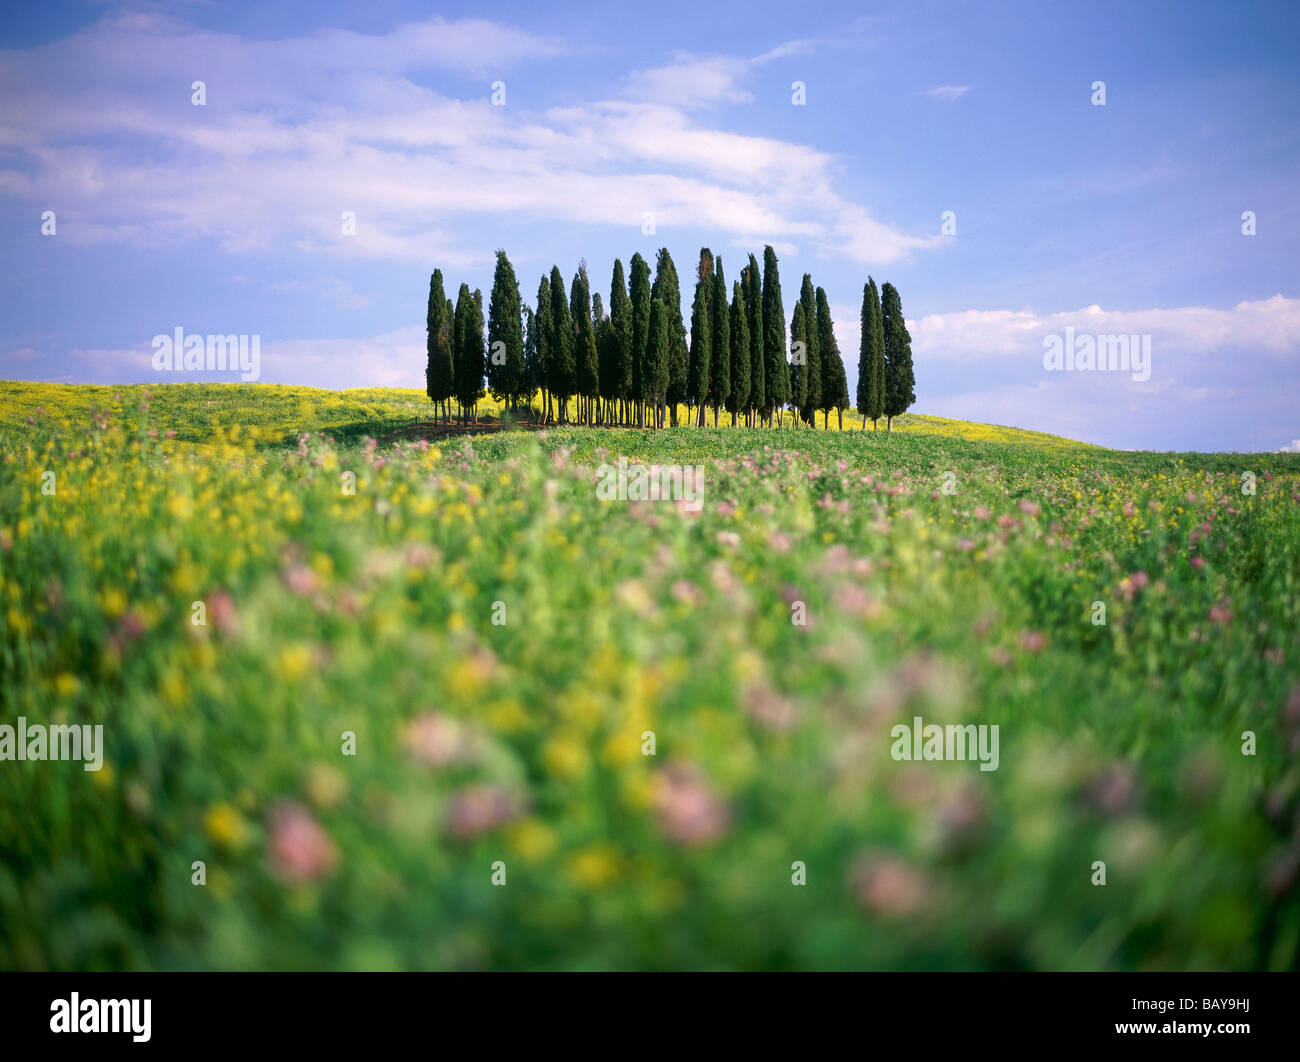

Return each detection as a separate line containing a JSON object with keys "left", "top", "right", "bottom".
{"left": 2, "top": 381, "right": 1298, "bottom": 970}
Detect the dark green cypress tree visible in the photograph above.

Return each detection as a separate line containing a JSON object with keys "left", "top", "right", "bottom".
{"left": 687, "top": 248, "right": 713, "bottom": 423}
{"left": 745, "top": 255, "right": 764, "bottom": 424}
{"left": 881, "top": 282, "right": 915, "bottom": 431}
{"left": 426, "top": 269, "right": 454, "bottom": 420}
{"left": 453, "top": 284, "right": 485, "bottom": 424}
{"left": 798, "top": 274, "right": 821, "bottom": 426}
{"left": 629, "top": 253, "right": 652, "bottom": 427}
{"left": 609, "top": 258, "right": 632, "bottom": 422}
{"left": 571, "top": 267, "right": 598, "bottom": 425}
{"left": 486, "top": 251, "right": 524, "bottom": 415}
{"left": 652, "top": 248, "right": 687, "bottom": 426}
{"left": 726, "top": 279, "right": 749, "bottom": 425}
{"left": 857, "top": 277, "right": 886, "bottom": 429}
{"left": 709, "top": 257, "right": 729, "bottom": 426}
{"left": 790, "top": 300, "right": 809, "bottom": 421}
{"left": 521, "top": 304, "right": 539, "bottom": 413}
{"left": 547, "top": 266, "right": 575, "bottom": 424}
{"left": 761, "top": 246, "right": 789, "bottom": 426}
{"left": 815, "top": 287, "right": 841, "bottom": 429}
{"left": 644, "top": 297, "right": 669, "bottom": 426}
{"left": 535, "top": 274, "right": 552, "bottom": 422}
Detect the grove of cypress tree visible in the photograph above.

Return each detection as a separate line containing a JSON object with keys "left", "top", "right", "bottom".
{"left": 881, "top": 281, "right": 916, "bottom": 431}
{"left": 652, "top": 248, "right": 687, "bottom": 426}
{"left": 761, "top": 245, "right": 789, "bottom": 426}
{"left": 426, "top": 269, "right": 454, "bottom": 421}
{"left": 629, "top": 253, "right": 652, "bottom": 427}
{"left": 709, "top": 257, "right": 729, "bottom": 426}
{"left": 815, "top": 287, "right": 843, "bottom": 429}
{"left": 857, "top": 277, "right": 886, "bottom": 429}
{"left": 687, "top": 248, "right": 713, "bottom": 423}
{"left": 727, "top": 279, "right": 749, "bottom": 425}
{"left": 486, "top": 251, "right": 524, "bottom": 415}
{"left": 745, "top": 254, "right": 764, "bottom": 425}
{"left": 547, "top": 265, "right": 575, "bottom": 424}
{"left": 609, "top": 258, "right": 632, "bottom": 423}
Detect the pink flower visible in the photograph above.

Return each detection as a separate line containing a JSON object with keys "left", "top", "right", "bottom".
{"left": 208, "top": 589, "right": 239, "bottom": 636}
{"left": 1019, "top": 630, "right": 1048, "bottom": 653}
{"left": 283, "top": 564, "right": 320, "bottom": 595}
{"left": 849, "top": 853, "right": 930, "bottom": 917}
{"left": 1018, "top": 499, "right": 1041, "bottom": 517}
{"left": 1190, "top": 555, "right": 1205, "bottom": 569}
{"left": 446, "top": 785, "right": 520, "bottom": 839}
{"left": 403, "top": 712, "right": 472, "bottom": 767}
{"left": 653, "top": 764, "right": 731, "bottom": 847}
{"left": 1209, "top": 603, "right": 1233, "bottom": 624}
{"left": 268, "top": 801, "right": 338, "bottom": 883}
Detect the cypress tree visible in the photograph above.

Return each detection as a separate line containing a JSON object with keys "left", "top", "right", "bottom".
{"left": 629, "top": 253, "right": 652, "bottom": 427}
{"left": 709, "top": 257, "right": 729, "bottom": 426}
{"left": 426, "top": 269, "right": 454, "bottom": 421}
{"left": 687, "top": 248, "right": 713, "bottom": 424}
{"left": 745, "top": 254, "right": 764, "bottom": 425}
{"left": 652, "top": 248, "right": 687, "bottom": 427}
{"left": 881, "top": 282, "right": 916, "bottom": 431}
{"left": 644, "top": 297, "right": 670, "bottom": 427}
{"left": 761, "top": 246, "right": 789, "bottom": 426}
{"left": 453, "top": 284, "right": 485, "bottom": 424}
{"left": 571, "top": 267, "right": 598, "bottom": 425}
{"left": 727, "top": 279, "right": 749, "bottom": 425}
{"left": 798, "top": 274, "right": 821, "bottom": 426}
{"left": 609, "top": 258, "right": 632, "bottom": 424}
{"left": 790, "top": 300, "right": 810, "bottom": 422}
{"left": 486, "top": 251, "right": 524, "bottom": 415}
{"left": 521, "top": 304, "right": 539, "bottom": 414}
{"left": 535, "top": 275, "right": 552, "bottom": 422}
{"left": 547, "top": 266, "right": 575, "bottom": 424}
{"left": 857, "top": 277, "right": 886, "bottom": 429}
{"left": 815, "top": 287, "right": 842, "bottom": 429}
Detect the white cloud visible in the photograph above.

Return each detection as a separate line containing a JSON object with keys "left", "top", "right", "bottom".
{"left": 1279, "top": 440, "right": 1300, "bottom": 453}
{"left": 0, "top": 18, "right": 934, "bottom": 267}
{"left": 922, "top": 85, "right": 970, "bottom": 102}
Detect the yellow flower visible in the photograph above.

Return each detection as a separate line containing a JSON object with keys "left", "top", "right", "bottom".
{"left": 204, "top": 802, "right": 249, "bottom": 848}
{"left": 276, "top": 644, "right": 314, "bottom": 681}
{"left": 543, "top": 733, "right": 588, "bottom": 779}
{"left": 55, "top": 672, "right": 80, "bottom": 698}
{"left": 508, "top": 819, "right": 558, "bottom": 862}
{"left": 567, "top": 843, "right": 620, "bottom": 888}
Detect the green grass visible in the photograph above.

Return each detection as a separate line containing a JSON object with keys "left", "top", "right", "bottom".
{"left": 2, "top": 382, "right": 1299, "bottom": 970}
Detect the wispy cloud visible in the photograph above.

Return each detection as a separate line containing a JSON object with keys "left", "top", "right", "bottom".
{"left": 922, "top": 85, "right": 970, "bottom": 102}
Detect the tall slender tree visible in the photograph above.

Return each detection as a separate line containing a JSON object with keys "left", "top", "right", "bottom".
{"left": 798, "top": 274, "right": 821, "bottom": 427}
{"left": 726, "top": 279, "right": 750, "bottom": 425}
{"left": 572, "top": 267, "right": 598, "bottom": 426}
{"left": 486, "top": 251, "right": 524, "bottom": 415}
{"left": 535, "top": 274, "right": 553, "bottom": 423}
{"left": 652, "top": 248, "right": 687, "bottom": 427}
{"left": 709, "top": 257, "right": 730, "bottom": 426}
{"left": 815, "top": 287, "right": 844, "bottom": 429}
{"left": 761, "top": 246, "right": 789, "bottom": 426}
{"left": 857, "top": 277, "right": 886, "bottom": 429}
{"left": 521, "top": 304, "right": 540, "bottom": 414}
{"left": 687, "top": 248, "right": 714, "bottom": 425}
{"left": 426, "top": 269, "right": 454, "bottom": 421}
{"left": 609, "top": 258, "right": 632, "bottom": 424}
{"left": 745, "top": 255, "right": 764, "bottom": 426}
{"left": 881, "top": 281, "right": 916, "bottom": 431}
{"left": 789, "top": 300, "right": 810, "bottom": 425}
{"left": 453, "top": 284, "right": 485, "bottom": 424}
{"left": 629, "top": 253, "right": 652, "bottom": 427}
{"left": 644, "top": 297, "right": 670, "bottom": 427}
{"left": 547, "top": 266, "right": 575, "bottom": 424}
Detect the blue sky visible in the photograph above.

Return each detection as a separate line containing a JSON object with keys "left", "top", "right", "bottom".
{"left": 1, "top": 0, "right": 1297, "bottom": 450}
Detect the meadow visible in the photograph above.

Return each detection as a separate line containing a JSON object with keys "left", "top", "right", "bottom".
{"left": 2, "top": 381, "right": 1299, "bottom": 971}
